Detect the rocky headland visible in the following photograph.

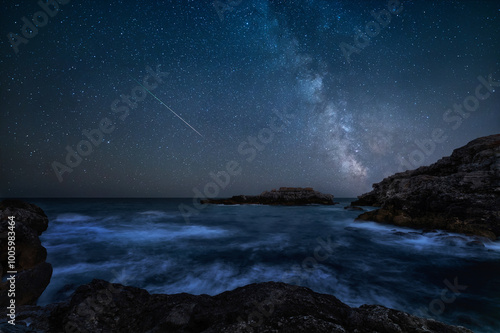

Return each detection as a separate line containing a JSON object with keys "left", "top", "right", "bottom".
{"left": 201, "top": 187, "right": 337, "bottom": 205}
{"left": 353, "top": 134, "right": 500, "bottom": 240}
{"left": 0, "top": 199, "right": 52, "bottom": 307}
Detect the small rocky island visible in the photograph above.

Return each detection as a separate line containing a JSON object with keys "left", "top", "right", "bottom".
{"left": 353, "top": 134, "right": 500, "bottom": 240}
{"left": 201, "top": 187, "right": 337, "bottom": 205}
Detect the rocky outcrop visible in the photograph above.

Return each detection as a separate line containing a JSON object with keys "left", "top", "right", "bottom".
{"left": 353, "top": 134, "right": 500, "bottom": 239}
{"left": 344, "top": 206, "right": 364, "bottom": 211}
{"left": 0, "top": 200, "right": 52, "bottom": 307}
{"left": 201, "top": 187, "right": 336, "bottom": 205}
{"left": 9, "top": 279, "right": 472, "bottom": 333}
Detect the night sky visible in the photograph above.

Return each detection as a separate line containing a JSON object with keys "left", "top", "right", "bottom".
{"left": 1, "top": 0, "right": 499, "bottom": 198}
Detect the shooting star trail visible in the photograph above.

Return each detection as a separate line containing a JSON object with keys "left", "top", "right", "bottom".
{"left": 128, "top": 74, "right": 204, "bottom": 138}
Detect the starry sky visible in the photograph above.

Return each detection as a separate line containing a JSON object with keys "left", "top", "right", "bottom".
{"left": 1, "top": 0, "right": 499, "bottom": 198}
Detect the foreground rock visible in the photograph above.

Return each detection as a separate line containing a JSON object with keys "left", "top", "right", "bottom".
{"left": 8, "top": 279, "right": 472, "bottom": 333}
{"left": 353, "top": 134, "right": 500, "bottom": 239}
{"left": 202, "top": 187, "right": 336, "bottom": 205}
{"left": 0, "top": 200, "right": 52, "bottom": 307}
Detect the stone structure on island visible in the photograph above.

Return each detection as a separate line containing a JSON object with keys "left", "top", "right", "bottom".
{"left": 201, "top": 187, "right": 337, "bottom": 205}
{"left": 353, "top": 134, "right": 500, "bottom": 240}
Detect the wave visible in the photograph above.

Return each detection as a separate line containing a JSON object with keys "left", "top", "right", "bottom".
{"left": 148, "top": 262, "right": 289, "bottom": 296}
{"left": 343, "top": 221, "right": 500, "bottom": 258}
{"left": 109, "top": 225, "right": 230, "bottom": 242}
{"left": 236, "top": 233, "right": 290, "bottom": 251}
{"left": 138, "top": 210, "right": 168, "bottom": 215}
{"left": 54, "top": 213, "right": 93, "bottom": 223}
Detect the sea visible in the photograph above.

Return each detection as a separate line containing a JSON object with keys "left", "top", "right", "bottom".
{"left": 24, "top": 198, "right": 500, "bottom": 333}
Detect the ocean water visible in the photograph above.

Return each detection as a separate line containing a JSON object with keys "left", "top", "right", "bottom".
{"left": 27, "top": 198, "right": 500, "bottom": 333}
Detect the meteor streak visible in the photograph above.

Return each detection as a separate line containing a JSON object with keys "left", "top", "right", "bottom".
{"left": 128, "top": 74, "right": 204, "bottom": 138}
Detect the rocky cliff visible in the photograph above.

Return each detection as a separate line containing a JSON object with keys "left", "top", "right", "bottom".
{"left": 0, "top": 199, "right": 53, "bottom": 307}
{"left": 353, "top": 134, "right": 500, "bottom": 239}
{"left": 9, "top": 279, "right": 472, "bottom": 333}
{"left": 201, "top": 187, "right": 336, "bottom": 205}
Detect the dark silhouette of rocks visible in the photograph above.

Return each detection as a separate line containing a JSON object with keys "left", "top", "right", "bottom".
{"left": 344, "top": 205, "right": 364, "bottom": 211}
{"left": 10, "top": 279, "right": 472, "bottom": 333}
{"left": 201, "top": 187, "right": 337, "bottom": 205}
{"left": 353, "top": 134, "right": 500, "bottom": 239}
{"left": 0, "top": 200, "right": 52, "bottom": 307}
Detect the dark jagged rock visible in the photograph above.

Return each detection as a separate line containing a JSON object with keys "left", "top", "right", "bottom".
{"left": 9, "top": 279, "right": 472, "bottom": 333}
{"left": 0, "top": 200, "right": 52, "bottom": 307}
{"left": 353, "top": 134, "right": 500, "bottom": 239}
{"left": 344, "top": 205, "right": 364, "bottom": 211}
{"left": 0, "top": 200, "right": 49, "bottom": 235}
{"left": 201, "top": 187, "right": 336, "bottom": 205}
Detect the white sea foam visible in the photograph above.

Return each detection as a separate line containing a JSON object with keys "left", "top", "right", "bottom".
{"left": 99, "top": 225, "right": 230, "bottom": 243}
{"left": 55, "top": 213, "right": 92, "bottom": 223}
{"left": 343, "top": 221, "right": 500, "bottom": 257}
{"left": 138, "top": 210, "right": 167, "bottom": 215}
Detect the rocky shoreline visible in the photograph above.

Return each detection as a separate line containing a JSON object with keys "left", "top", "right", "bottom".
{"left": 0, "top": 200, "right": 474, "bottom": 332}
{"left": 201, "top": 187, "right": 337, "bottom": 205}
{"left": 0, "top": 200, "right": 52, "bottom": 308}
{"left": 7, "top": 279, "right": 473, "bottom": 333}
{"left": 353, "top": 134, "right": 500, "bottom": 240}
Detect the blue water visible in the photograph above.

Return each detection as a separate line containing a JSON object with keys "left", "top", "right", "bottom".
{"left": 27, "top": 198, "right": 500, "bottom": 333}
